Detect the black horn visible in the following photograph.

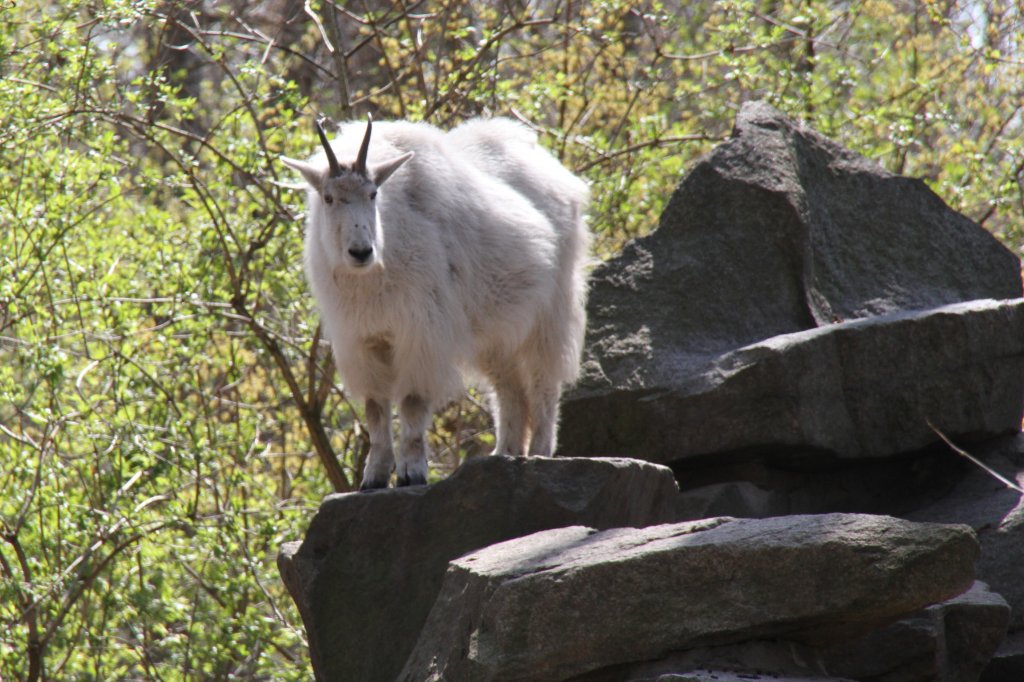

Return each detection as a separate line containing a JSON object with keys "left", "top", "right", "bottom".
{"left": 315, "top": 115, "right": 342, "bottom": 177}
{"left": 354, "top": 113, "right": 373, "bottom": 177}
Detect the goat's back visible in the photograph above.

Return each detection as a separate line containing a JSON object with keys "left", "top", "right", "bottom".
{"left": 448, "top": 118, "right": 590, "bottom": 230}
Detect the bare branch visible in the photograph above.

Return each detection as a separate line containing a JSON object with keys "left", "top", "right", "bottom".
{"left": 928, "top": 420, "right": 1024, "bottom": 494}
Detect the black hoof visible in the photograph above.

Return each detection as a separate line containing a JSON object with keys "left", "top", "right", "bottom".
{"left": 396, "top": 472, "right": 427, "bottom": 487}
{"left": 359, "top": 477, "right": 389, "bottom": 492}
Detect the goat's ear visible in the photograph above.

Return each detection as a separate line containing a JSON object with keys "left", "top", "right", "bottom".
{"left": 371, "top": 151, "right": 414, "bottom": 187}
{"left": 281, "top": 156, "right": 325, "bottom": 191}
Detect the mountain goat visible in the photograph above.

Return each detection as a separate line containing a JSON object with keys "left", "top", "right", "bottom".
{"left": 282, "top": 115, "right": 590, "bottom": 489}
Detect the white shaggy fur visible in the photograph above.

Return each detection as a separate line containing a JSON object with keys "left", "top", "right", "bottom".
{"left": 282, "top": 117, "right": 590, "bottom": 489}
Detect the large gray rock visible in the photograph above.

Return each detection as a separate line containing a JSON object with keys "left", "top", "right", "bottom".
{"left": 565, "top": 299, "right": 1024, "bottom": 462}
{"left": 277, "top": 455, "right": 682, "bottom": 682}
{"left": 401, "top": 514, "right": 980, "bottom": 681}
{"left": 560, "top": 101, "right": 1023, "bottom": 464}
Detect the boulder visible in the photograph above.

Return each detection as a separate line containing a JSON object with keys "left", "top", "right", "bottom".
{"left": 277, "top": 455, "right": 682, "bottom": 682}
{"left": 565, "top": 299, "right": 1024, "bottom": 462}
{"left": 560, "top": 101, "right": 1024, "bottom": 465}
{"left": 400, "top": 514, "right": 979, "bottom": 681}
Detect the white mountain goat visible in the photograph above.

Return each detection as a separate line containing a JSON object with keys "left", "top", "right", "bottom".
{"left": 282, "top": 116, "right": 590, "bottom": 489}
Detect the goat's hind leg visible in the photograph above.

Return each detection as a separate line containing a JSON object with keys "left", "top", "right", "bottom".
{"left": 524, "top": 316, "right": 574, "bottom": 457}
{"left": 488, "top": 363, "right": 529, "bottom": 457}
{"left": 527, "top": 376, "right": 561, "bottom": 458}
{"left": 396, "top": 394, "right": 431, "bottom": 486}
{"left": 360, "top": 398, "right": 395, "bottom": 491}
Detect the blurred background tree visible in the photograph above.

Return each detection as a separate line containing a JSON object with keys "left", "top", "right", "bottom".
{"left": 1, "top": 0, "right": 1020, "bottom": 678}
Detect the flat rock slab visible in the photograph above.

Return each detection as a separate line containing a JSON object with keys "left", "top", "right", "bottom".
{"left": 278, "top": 455, "right": 682, "bottom": 682}
{"left": 560, "top": 100, "right": 1023, "bottom": 465}
{"left": 564, "top": 298, "right": 1024, "bottom": 462}
{"left": 402, "top": 514, "right": 979, "bottom": 681}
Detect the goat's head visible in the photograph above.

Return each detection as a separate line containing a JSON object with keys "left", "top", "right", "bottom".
{"left": 282, "top": 115, "right": 413, "bottom": 273}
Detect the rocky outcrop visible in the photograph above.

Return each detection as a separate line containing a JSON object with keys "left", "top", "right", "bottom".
{"left": 277, "top": 457, "right": 1002, "bottom": 681}
{"left": 400, "top": 514, "right": 982, "bottom": 681}
{"left": 559, "top": 101, "right": 1024, "bottom": 465}
{"left": 666, "top": 433, "right": 1024, "bottom": 680}
{"left": 277, "top": 455, "right": 682, "bottom": 682}
{"left": 278, "top": 455, "right": 1011, "bottom": 681}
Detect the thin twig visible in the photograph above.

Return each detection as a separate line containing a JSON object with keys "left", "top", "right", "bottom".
{"left": 303, "top": 0, "right": 333, "bottom": 52}
{"left": 927, "top": 420, "right": 1024, "bottom": 494}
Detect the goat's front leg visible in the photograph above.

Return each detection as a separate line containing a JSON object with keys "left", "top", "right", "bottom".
{"left": 396, "top": 394, "right": 431, "bottom": 487}
{"left": 360, "top": 398, "right": 394, "bottom": 491}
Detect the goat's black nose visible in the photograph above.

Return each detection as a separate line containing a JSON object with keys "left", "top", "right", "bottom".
{"left": 348, "top": 247, "right": 373, "bottom": 264}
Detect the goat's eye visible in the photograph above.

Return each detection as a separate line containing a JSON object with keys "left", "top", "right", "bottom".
{"left": 370, "top": 191, "right": 378, "bottom": 201}
{"left": 324, "top": 195, "right": 334, "bottom": 205}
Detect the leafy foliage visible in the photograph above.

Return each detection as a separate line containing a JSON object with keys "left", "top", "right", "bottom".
{"left": 1, "top": 0, "right": 1020, "bottom": 678}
